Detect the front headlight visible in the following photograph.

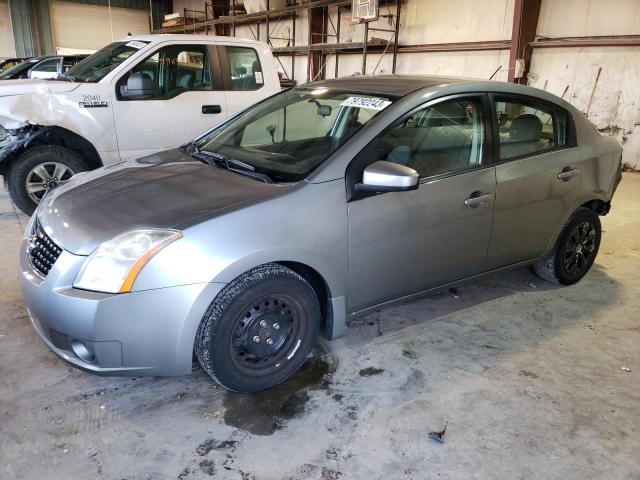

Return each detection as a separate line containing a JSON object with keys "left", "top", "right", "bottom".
{"left": 73, "top": 229, "right": 182, "bottom": 293}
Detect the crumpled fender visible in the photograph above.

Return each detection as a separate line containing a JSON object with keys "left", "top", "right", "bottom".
{"left": 0, "top": 80, "right": 81, "bottom": 129}
{"left": 0, "top": 92, "right": 58, "bottom": 130}
{"left": 0, "top": 125, "right": 44, "bottom": 167}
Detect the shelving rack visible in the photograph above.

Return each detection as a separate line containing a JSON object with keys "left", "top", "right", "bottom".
{"left": 153, "top": 0, "right": 402, "bottom": 84}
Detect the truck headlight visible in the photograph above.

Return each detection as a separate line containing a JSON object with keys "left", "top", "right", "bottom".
{"left": 73, "top": 229, "right": 182, "bottom": 293}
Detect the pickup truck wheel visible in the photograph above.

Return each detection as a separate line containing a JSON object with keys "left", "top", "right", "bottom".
{"left": 7, "top": 146, "right": 88, "bottom": 215}
{"left": 195, "top": 263, "right": 321, "bottom": 393}
{"left": 533, "top": 208, "right": 601, "bottom": 285}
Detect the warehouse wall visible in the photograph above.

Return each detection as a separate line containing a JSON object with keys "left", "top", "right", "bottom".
{"left": 165, "top": 0, "right": 513, "bottom": 83}
{"left": 50, "top": 1, "right": 150, "bottom": 53}
{"left": 530, "top": 0, "right": 640, "bottom": 169}
{"left": 163, "top": 0, "right": 639, "bottom": 168}
{"left": 0, "top": 0, "right": 16, "bottom": 57}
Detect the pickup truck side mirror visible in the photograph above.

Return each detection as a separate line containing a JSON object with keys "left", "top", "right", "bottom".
{"left": 121, "top": 72, "right": 158, "bottom": 99}
{"left": 356, "top": 160, "right": 419, "bottom": 193}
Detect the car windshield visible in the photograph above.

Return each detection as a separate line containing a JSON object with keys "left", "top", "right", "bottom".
{"left": 0, "top": 58, "right": 40, "bottom": 79}
{"left": 195, "top": 88, "right": 394, "bottom": 182}
{"left": 66, "top": 41, "right": 149, "bottom": 82}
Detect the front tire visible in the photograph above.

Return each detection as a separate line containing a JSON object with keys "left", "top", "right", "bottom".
{"left": 195, "top": 264, "right": 321, "bottom": 393}
{"left": 7, "top": 146, "right": 88, "bottom": 215}
{"left": 533, "top": 208, "right": 601, "bottom": 285}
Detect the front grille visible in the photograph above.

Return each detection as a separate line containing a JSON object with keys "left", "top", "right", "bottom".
{"left": 29, "top": 219, "right": 62, "bottom": 276}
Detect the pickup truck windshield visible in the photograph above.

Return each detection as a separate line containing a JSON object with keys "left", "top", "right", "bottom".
{"left": 67, "top": 41, "right": 149, "bottom": 83}
{"left": 196, "top": 88, "right": 394, "bottom": 182}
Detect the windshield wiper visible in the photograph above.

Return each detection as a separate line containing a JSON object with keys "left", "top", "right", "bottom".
{"left": 180, "top": 142, "right": 273, "bottom": 184}
{"left": 201, "top": 150, "right": 274, "bottom": 184}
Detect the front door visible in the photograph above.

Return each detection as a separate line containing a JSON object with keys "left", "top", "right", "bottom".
{"left": 486, "top": 95, "right": 581, "bottom": 269}
{"left": 111, "top": 43, "right": 227, "bottom": 161}
{"left": 347, "top": 95, "right": 496, "bottom": 312}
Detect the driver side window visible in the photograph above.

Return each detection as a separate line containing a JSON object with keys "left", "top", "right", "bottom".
{"left": 378, "top": 97, "right": 485, "bottom": 178}
{"left": 120, "top": 44, "right": 213, "bottom": 100}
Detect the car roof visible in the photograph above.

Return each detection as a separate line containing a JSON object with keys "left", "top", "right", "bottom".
{"left": 302, "top": 75, "right": 472, "bottom": 98}
{"left": 299, "top": 74, "right": 575, "bottom": 109}
{"left": 121, "top": 34, "right": 267, "bottom": 47}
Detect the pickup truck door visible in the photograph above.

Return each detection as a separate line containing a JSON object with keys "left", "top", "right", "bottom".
{"left": 216, "top": 44, "right": 280, "bottom": 116}
{"left": 111, "top": 43, "right": 228, "bottom": 161}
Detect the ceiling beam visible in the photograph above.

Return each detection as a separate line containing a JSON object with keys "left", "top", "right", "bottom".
{"left": 531, "top": 35, "right": 640, "bottom": 48}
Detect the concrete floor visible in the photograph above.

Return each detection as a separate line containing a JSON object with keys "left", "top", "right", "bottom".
{"left": 1, "top": 174, "right": 639, "bottom": 480}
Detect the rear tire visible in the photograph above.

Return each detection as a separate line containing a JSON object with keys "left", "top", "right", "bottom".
{"left": 195, "top": 263, "right": 321, "bottom": 393}
{"left": 7, "top": 145, "right": 88, "bottom": 215}
{"left": 533, "top": 208, "right": 601, "bottom": 285}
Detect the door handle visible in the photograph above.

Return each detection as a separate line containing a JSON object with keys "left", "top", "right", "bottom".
{"left": 558, "top": 167, "right": 579, "bottom": 181}
{"left": 202, "top": 105, "right": 222, "bottom": 114}
{"left": 464, "top": 192, "right": 493, "bottom": 208}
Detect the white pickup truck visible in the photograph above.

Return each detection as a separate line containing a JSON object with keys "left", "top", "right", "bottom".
{"left": 0, "top": 35, "right": 281, "bottom": 214}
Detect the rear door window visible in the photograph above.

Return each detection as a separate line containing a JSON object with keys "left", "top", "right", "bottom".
{"left": 494, "top": 97, "right": 568, "bottom": 161}
{"left": 226, "top": 46, "right": 263, "bottom": 91}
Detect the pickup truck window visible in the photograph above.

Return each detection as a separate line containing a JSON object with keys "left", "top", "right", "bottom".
{"left": 32, "top": 58, "right": 60, "bottom": 73}
{"left": 67, "top": 41, "right": 149, "bottom": 83}
{"left": 120, "top": 44, "right": 213, "bottom": 100}
{"left": 227, "top": 46, "right": 263, "bottom": 91}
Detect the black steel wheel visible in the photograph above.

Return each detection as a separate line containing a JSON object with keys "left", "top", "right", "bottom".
{"left": 533, "top": 208, "right": 602, "bottom": 285}
{"left": 230, "top": 294, "right": 305, "bottom": 375}
{"left": 195, "top": 264, "right": 321, "bottom": 393}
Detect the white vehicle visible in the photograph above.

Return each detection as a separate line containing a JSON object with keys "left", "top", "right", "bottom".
{"left": 0, "top": 35, "right": 281, "bottom": 214}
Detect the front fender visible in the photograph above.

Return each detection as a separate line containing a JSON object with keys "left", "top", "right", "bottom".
{"left": 0, "top": 125, "right": 40, "bottom": 172}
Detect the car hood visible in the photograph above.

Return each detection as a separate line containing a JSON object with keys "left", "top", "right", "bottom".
{"left": 0, "top": 79, "right": 81, "bottom": 129}
{"left": 37, "top": 149, "right": 291, "bottom": 255}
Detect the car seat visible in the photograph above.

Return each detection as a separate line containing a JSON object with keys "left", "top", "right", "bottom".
{"left": 501, "top": 114, "right": 547, "bottom": 157}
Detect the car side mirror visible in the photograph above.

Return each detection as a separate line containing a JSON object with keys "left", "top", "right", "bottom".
{"left": 356, "top": 160, "right": 419, "bottom": 193}
{"left": 121, "top": 72, "right": 157, "bottom": 99}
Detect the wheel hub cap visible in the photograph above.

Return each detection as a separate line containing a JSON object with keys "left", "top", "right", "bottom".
{"left": 231, "top": 296, "right": 296, "bottom": 369}
{"left": 25, "top": 162, "right": 76, "bottom": 204}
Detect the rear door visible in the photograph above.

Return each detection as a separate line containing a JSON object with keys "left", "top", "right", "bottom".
{"left": 347, "top": 94, "right": 496, "bottom": 312}
{"left": 217, "top": 44, "right": 279, "bottom": 117}
{"left": 486, "top": 94, "right": 581, "bottom": 269}
{"left": 111, "top": 42, "right": 227, "bottom": 161}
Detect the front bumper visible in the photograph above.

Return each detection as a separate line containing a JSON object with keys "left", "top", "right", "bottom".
{"left": 19, "top": 237, "right": 225, "bottom": 376}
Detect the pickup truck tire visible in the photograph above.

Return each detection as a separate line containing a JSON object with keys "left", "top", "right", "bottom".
{"left": 533, "top": 208, "right": 602, "bottom": 285}
{"left": 7, "top": 146, "right": 89, "bottom": 216}
{"left": 194, "top": 263, "right": 320, "bottom": 393}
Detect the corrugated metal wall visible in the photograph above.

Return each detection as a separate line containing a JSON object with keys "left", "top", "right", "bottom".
{"left": 7, "top": 0, "right": 166, "bottom": 57}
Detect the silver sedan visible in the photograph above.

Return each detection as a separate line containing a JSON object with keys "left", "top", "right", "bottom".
{"left": 20, "top": 76, "right": 623, "bottom": 392}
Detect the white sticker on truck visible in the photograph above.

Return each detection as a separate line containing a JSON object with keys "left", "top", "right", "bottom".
{"left": 341, "top": 96, "right": 391, "bottom": 111}
{"left": 125, "top": 40, "right": 147, "bottom": 50}
{"left": 254, "top": 71, "right": 263, "bottom": 84}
